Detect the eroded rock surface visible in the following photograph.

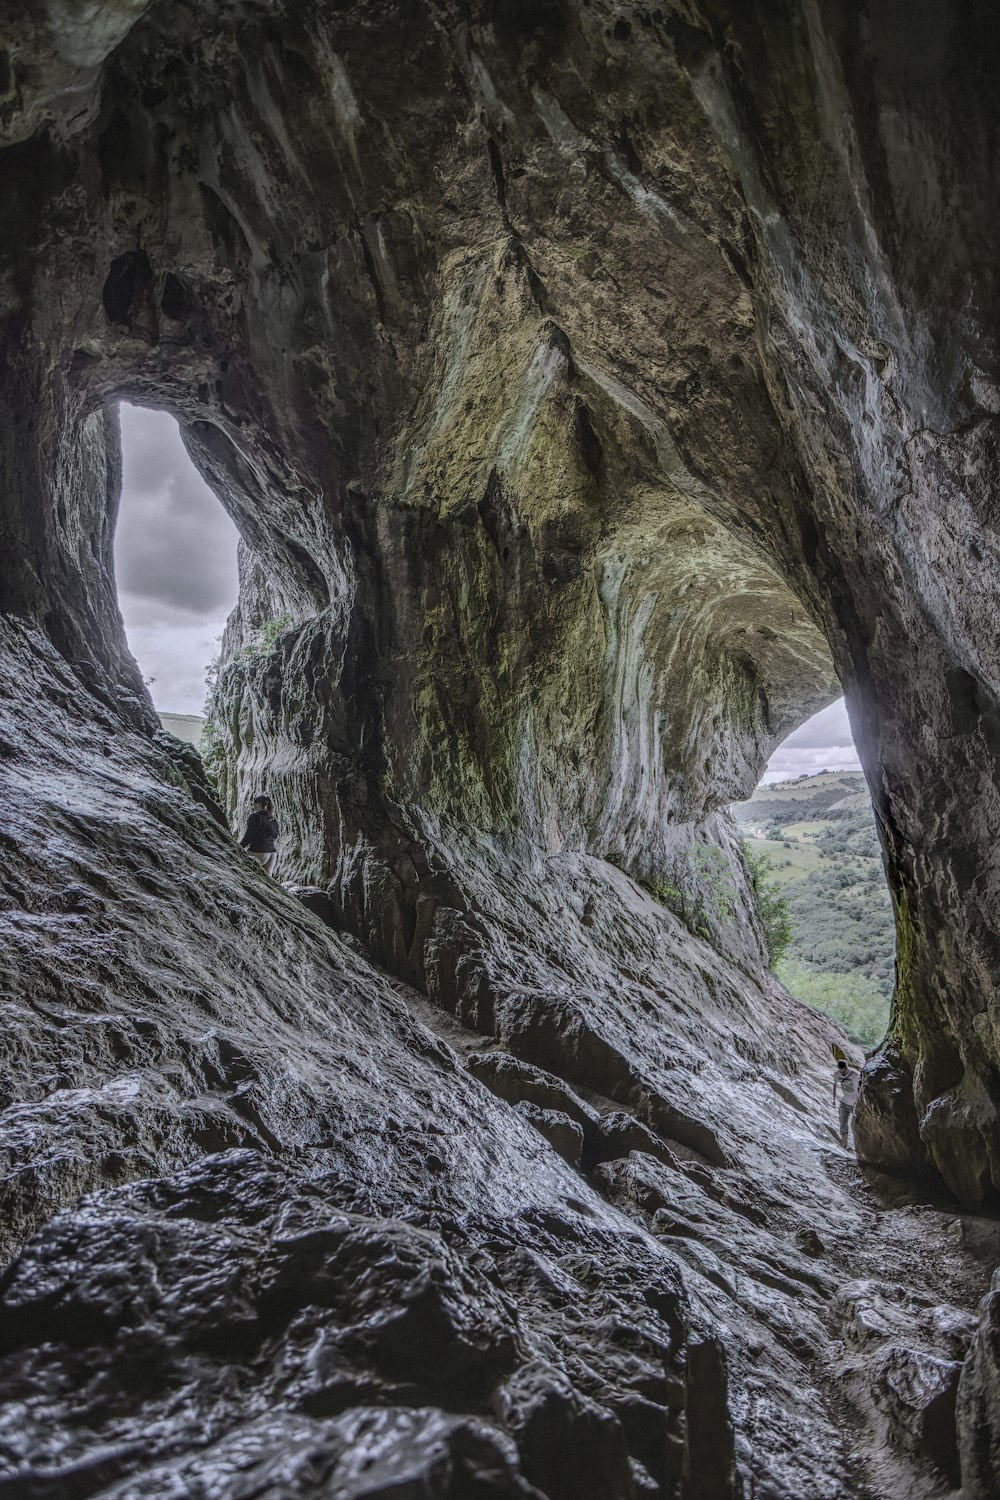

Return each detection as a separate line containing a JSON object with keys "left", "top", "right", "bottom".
{"left": 2, "top": 2, "right": 1000, "bottom": 1496}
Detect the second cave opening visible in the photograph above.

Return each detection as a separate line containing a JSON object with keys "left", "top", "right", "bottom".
{"left": 113, "top": 402, "right": 239, "bottom": 722}
{"left": 734, "top": 699, "right": 895, "bottom": 1048}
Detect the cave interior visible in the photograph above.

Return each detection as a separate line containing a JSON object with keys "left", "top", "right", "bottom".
{"left": 2, "top": 2, "right": 1000, "bottom": 1497}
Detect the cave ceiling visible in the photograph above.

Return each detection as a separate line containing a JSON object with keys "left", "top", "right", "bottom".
{"left": 2, "top": 3, "right": 1000, "bottom": 1497}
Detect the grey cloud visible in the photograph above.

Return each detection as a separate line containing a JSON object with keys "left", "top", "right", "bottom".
{"left": 763, "top": 698, "right": 861, "bottom": 782}
{"left": 114, "top": 403, "right": 239, "bottom": 614}
{"left": 114, "top": 403, "right": 238, "bottom": 713}
{"left": 778, "top": 698, "right": 855, "bottom": 750}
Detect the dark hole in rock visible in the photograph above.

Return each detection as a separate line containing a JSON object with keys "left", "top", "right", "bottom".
{"left": 97, "top": 104, "right": 133, "bottom": 189}
{"left": 160, "top": 271, "right": 191, "bottom": 321}
{"left": 199, "top": 181, "right": 251, "bottom": 262}
{"left": 102, "top": 249, "right": 154, "bottom": 327}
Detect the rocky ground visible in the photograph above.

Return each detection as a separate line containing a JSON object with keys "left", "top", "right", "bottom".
{"left": 2, "top": 623, "right": 998, "bottom": 1499}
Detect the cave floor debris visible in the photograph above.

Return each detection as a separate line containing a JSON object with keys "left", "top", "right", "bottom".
{"left": 388, "top": 957, "right": 996, "bottom": 1500}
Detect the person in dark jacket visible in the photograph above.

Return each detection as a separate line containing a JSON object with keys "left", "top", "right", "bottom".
{"left": 240, "top": 794, "right": 279, "bottom": 874}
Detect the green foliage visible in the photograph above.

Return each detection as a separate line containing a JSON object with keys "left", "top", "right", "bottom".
{"left": 783, "top": 860, "right": 895, "bottom": 998}
{"left": 256, "top": 614, "right": 293, "bottom": 654}
{"left": 231, "top": 615, "right": 295, "bottom": 667}
{"left": 741, "top": 838, "right": 793, "bottom": 968}
{"left": 734, "top": 770, "right": 895, "bottom": 1040}
{"left": 777, "top": 958, "right": 889, "bottom": 1048}
{"left": 200, "top": 617, "right": 293, "bottom": 760}
{"left": 649, "top": 844, "right": 733, "bottom": 942}
{"left": 649, "top": 841, "right": 792, "bottom": 966}
{"left": 735, "top": 778, "right": 896, "bottom": 1000}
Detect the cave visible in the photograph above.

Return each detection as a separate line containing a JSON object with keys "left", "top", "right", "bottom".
{"left": 3, "top": 4, "right": 1000, "bottom": 1497}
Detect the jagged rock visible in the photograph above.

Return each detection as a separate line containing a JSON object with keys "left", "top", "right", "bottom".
{"left": 2, "top": 2, "right": 1000, "bottom": 1496}
{"left": 466, "top": 1052, "right": 599, "bottom": 1135}
{"left": 515, "top": 1102, "right": 585, "bottom": 1169}
{"left": 287, "top": 884, "right": 341, "bottom": 929}
{"left": 0, "top": 1148, "right": 693, "bottom": 1496}
{"left": 682, "top": 1339, "right": 740, "bottom": 1500}
{"left": 956, "top": 1269, "right": 1000, "bottom": 1499}
{"left": 591, "top": 1111, "right": 681, "bottom": 1172}
{"left": 467, "top": 1054, "right": 690, "bottom": 1176}
{"left": 833, "top": 1279, "right": 977, "bottom": 1364}
{"left": 794, "top": 1228, "right": 825, "bottom": 1259}
{"left": 497, "top": 1361, "right": 638, "bottom": 1500}
{"left": 869, "top": 1346, "right": 961, "bottom": 1484}
{"left": 854, "top": 1047, "right": 929, "bottom": 1175}
{"left": 85, "top": 1407, "right": 548, "bottom": 1499}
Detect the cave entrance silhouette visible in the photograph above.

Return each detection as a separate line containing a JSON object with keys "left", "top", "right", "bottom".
{"left": 113, "top": 402, "right": 239, "bottom": 722}
{"left": 735, "top": 697, "right": 895, "bottom": 1051}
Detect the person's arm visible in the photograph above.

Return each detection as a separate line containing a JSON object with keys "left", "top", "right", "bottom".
{"left": 239, "top": 814, "right": 253, "bottom": 848}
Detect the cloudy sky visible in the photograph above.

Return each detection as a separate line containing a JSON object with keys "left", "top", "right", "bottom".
{"left": 763, "top": 698, "right": 861, "bottom": 781}
{"left": 115, "top": 403, "right": 240, "bottom": 714}
{"left": 112, "top": 401, "right": 860, "bottom": 778}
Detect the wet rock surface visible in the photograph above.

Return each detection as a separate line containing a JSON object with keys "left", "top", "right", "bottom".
{"left": 956, "top": 1269, "right": 1000, "bottom": 1499}
{"left": 0, "top": 624, "right": 993, "bottom": 1498}
{"left": 2, "top": 2, "right": 1000, "bottom": 1496}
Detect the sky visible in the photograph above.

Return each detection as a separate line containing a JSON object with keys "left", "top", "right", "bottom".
{"left": 763, "top": 698, "right": 861, "bottom": 782}
{"left": 112, "top": 402, "right": 862, "bottom": 777}
{"left": 114, "top": 403, "right": 240, "bottom": 714}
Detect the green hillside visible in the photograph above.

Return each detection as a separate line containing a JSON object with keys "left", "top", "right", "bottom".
{"left": 733, "top": 772, "right": 895, "bottom": 1047}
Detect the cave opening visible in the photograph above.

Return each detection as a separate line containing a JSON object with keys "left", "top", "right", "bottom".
{"left": 113, "top": 401, "right": 239, "bottom": 729}
{"left": 734, "top": 697, "right": 896, "bottom": 1049}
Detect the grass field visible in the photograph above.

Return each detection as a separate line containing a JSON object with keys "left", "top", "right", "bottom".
{"left": 752, "top": 838, "right": 824, "bottom": 881}
{"left": 733, "top": 771, "right": 895, "bottom": 1047}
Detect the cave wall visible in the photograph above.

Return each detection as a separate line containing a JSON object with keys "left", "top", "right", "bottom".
{"left": 684, "top": 0, "right": 1000, "bottom": 1206}
{"left": 2, "top": 2, "right": 999, "bottom": 1195}
{"left": 128, "top": 0, "right": 1000, "bottom": 1204}
{"left": 2, "top": 2, "right": 1000, "bottom": 1495}
{"left": 3, "top": 0, "right": 848, "bottom": 984}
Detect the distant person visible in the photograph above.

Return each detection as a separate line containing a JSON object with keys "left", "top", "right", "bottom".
{"left": 833, "top": 1056, "right": 861, "bottom": 1149}
{"left": 240, "top": 794, "right": 279, "bottom": 874}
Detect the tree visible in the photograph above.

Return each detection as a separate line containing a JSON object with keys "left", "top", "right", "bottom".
{"left": 741, "top": 837, "right": 793, "bottom": 968}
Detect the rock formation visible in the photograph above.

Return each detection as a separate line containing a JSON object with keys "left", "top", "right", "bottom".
{"left": 2, "top": 2, "right": 1000, "bottom": 1496}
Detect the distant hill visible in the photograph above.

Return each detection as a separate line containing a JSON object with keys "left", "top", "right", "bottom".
{"left": 158, "top": 712, "right": 204, "bottom": 748}
{"left": 733, "top": 771, "right": 894, "bottom": 1047}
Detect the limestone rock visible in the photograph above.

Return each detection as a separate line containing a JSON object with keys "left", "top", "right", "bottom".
{"left": 2, "top": 2, "right": 1000, "bottom": 1496}
{"left": 515, "top": 1101, "right": 585, "bottom": 1168}
{"left": 869, "top": 1345, "right": 961, "bottom": 1483}
{"left": 854, "top": 1048, "right": 929, "bottom": 1174}
{"left": 957, "top": 1270, "right": 1000, "bottom": 1499}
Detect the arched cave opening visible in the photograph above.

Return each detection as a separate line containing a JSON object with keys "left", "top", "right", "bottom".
{"left": 734, "top": 697, "right": 896, "bottom": 1049}
{"left": 113, "top": 402, "right": 239, "bottom": 728}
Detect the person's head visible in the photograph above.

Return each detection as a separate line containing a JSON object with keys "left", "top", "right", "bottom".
{"left": 837, "top": 1059, "right": 848, "bottom": 1072}
{"left": 253, "top": 795, "right": 272, "bottom": 813}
